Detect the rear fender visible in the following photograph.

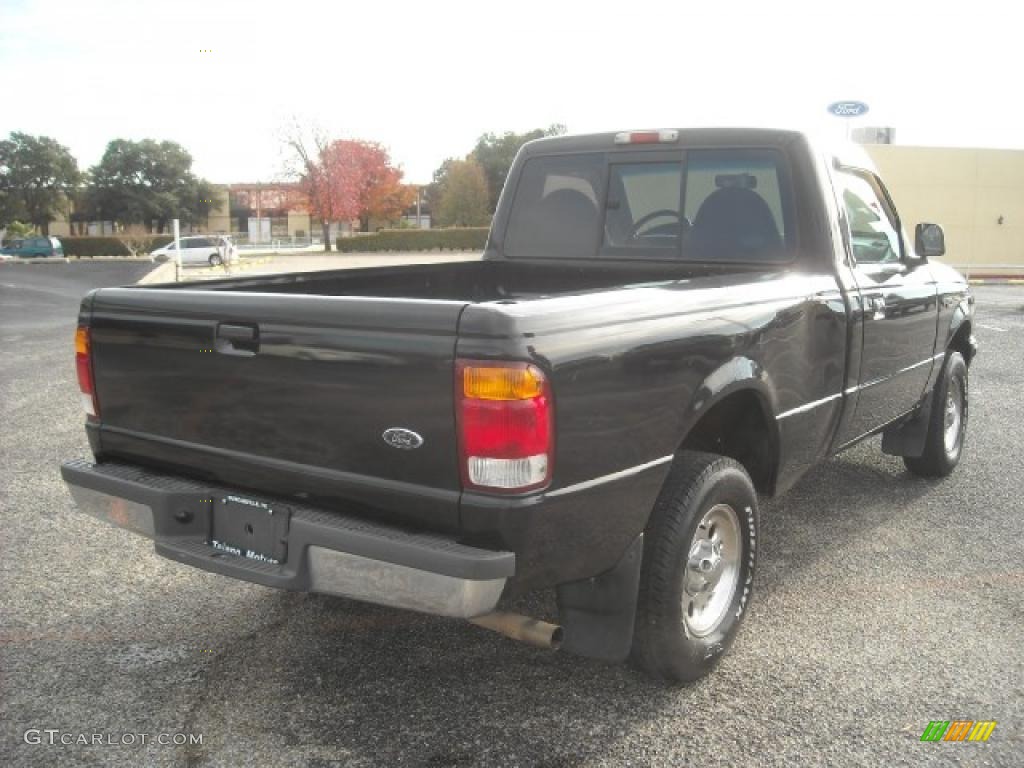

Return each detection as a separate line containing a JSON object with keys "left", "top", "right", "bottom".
{"left": 676, "top": 356, "right": 780, "bottom": 493}
{"left": 683, "top": 357, "right": 778, "bottom": 429}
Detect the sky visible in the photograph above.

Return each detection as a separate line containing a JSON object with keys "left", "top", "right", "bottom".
{"left": 0, "top": 0, "right": 1019, "bottom": 186}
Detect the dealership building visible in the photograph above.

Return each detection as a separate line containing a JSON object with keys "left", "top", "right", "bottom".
{"left": 863, "top": 143, "right": 1024, "bottom": 277}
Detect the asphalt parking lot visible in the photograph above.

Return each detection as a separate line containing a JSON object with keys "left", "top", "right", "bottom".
{"left": 0, "top": 262, "right": 1021, "bottom": 767}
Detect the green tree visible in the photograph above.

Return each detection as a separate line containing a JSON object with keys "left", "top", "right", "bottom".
{"left": 85, "top": 139, "right": 216, "bottom": 231}
{"left": 470, "top": 124, "right": 566, "bottom": 211}
{"left": 0, "top": 132, "right": 81, "bottom": 233}
{"left": 435, "top": 159, "right": 490, "bottom": 227}
{"left": 423, "top": 157, "right": 455, "bottom": 224}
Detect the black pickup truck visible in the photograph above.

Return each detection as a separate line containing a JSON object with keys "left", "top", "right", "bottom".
{"left": 62, "top": 128, "right": 976, "bottom": 681}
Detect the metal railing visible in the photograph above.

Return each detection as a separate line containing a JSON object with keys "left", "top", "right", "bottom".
{"left": 227, "top": 233, "right": 318, "bottom": 251}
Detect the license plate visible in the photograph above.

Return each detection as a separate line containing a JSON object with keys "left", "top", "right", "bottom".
{"left": 209, "top": 495, "right": 289, "bottom": 564}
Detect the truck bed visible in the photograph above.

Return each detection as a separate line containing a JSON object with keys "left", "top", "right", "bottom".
{"left": 86, "top": 259, "right": 750, "bottom": 538}
{"left": 172, "top": 259, "right": 742, "bottom": 301}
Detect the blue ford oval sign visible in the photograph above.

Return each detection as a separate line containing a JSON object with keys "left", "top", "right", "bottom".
{"left": 828, "top": 101, "right": 869, "bottom": 118}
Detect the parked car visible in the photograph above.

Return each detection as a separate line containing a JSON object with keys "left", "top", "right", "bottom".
{"left": 0, "top": 236, "right": 64, "bottom": 258}
{"left": 62, "top": 127, "right": 976, "bottom": 682}
{"left": 150, "top": 235, "right": 238, "bottom": 266}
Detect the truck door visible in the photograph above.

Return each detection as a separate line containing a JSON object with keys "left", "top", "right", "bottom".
{"left": 833, "top": 165, "right": 939, "bottom": 444}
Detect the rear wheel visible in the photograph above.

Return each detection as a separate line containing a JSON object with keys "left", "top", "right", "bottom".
{"left": 632, "top": 451, "right": 758, "bottom": 682}
{"left": 904, "top": 351, "right": 968, "bottom": 477}
{"left": 209, "top": 253, "right": 223, "bottom": 267}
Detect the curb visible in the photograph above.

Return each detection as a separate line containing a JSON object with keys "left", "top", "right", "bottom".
{"left": 968, "top": 278, "right": 1024, "bottom": 285}
{"left": 0, "top": 257, "right": 163, "bottom": 264}
{"left": 133, "top": 257, "right": 273, "bottom": 284}
{"left": 186, "top": 257, "right": 273, "bottom": 279}
{"left": 0, "top": 256, "right": 69, "bottom": 265}
{"left": 69, "top": 256, "right": 157, "bottom": 262}
{"left": 136, "top": 261, "right": 177, "bottom": 285}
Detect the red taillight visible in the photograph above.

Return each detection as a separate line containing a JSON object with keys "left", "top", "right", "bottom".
{"left": 75, "top": 326, "right": 99, "bottom": 419}
{"left": 456, "top": 360, "right": 553, "bottom": 492}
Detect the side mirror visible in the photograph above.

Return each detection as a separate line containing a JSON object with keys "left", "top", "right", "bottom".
{"left": 914, "top": 223, "right": 945, "bottom": 260}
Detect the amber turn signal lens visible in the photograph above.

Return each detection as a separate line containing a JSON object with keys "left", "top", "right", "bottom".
{"left": 75, "top": 326, "right": 90, "bottom": 355}
{"left": 463, "top": 365, "right": 544, "bottom": 401}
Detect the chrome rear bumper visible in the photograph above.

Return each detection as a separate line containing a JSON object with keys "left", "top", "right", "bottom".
{"left": 63, "top": 460, "right": 512, "bottom": 619}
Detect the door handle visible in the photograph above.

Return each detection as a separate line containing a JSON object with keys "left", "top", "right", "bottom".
{"left": 215, "top": 323, "right": 259, "bottom": 356}
{"left": 864, "top": 295, "right": 886, "bottom": 320}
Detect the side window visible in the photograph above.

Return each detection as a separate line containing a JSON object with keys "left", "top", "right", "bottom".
{"left": 683, "top": 149, "right": 791, "bottom": 261}
{"left": 837, "top": 170, "right": 902, "bottom": 264}
{"left": 604, "top": 162, "right": 682, "bottom": 249}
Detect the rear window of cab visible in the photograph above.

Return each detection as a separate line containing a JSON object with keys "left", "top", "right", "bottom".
{"left": 503, "top": 148, "right": 795, "bottom": 263}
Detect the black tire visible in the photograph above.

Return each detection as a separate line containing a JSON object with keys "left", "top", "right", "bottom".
{"left": 632, "top": 451, "right": 758, "bottom": 682}
{"left": 209, "top": 253, "right": 223, "bottom": 267}
{"left": 904, "top": 351, "right": 968, "bottom": 478}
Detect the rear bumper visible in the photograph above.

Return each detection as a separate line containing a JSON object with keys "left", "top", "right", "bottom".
{"left": 61, "top": 459, "right": 513, "bottom": 618}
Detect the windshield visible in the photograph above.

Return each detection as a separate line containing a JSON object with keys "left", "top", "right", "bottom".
{"left": 504, "top": 148, "right": 794, "bottom": 262}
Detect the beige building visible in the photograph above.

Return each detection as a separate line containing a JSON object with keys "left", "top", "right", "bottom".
{"left": 46, "top": 186, "right": 231, "bottom": 238}
{"left": 205, "top": 186, "right": 232, "bottom": 233}
{"left": 866, "top": 145, "right": 1024, "bottom": 277}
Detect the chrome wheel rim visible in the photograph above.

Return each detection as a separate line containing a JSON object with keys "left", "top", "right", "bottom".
{"left": 943, "top": 381, "right": 962, "bottom": 454}
{"left": 683, "top": 503, "right": 741, "bottom": 637}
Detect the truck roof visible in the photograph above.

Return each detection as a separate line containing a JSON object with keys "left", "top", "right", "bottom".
{"left": 518, "top": 126, "right": 878, "bottom": 173}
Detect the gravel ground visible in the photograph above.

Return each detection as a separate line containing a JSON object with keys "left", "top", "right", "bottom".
{"left": 0, "top": 262, "right": 1021, "bottom": 767}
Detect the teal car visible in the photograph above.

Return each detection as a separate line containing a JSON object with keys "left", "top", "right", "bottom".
{"left": 0, "top": 236, "right": 64, "bottom": 258}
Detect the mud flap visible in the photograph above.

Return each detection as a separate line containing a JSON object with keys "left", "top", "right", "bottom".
{"left": 882, "top": 390, "right": 933, "bottom": 458}
{"left": 556, "top": 534, "right": 643, "bottom": 662}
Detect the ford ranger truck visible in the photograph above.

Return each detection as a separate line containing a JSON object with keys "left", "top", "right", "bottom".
{"left": 62, "top": 128, "right": 976, "bottom": 681}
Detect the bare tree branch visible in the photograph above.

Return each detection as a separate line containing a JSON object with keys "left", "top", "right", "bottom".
{"left": 117, "top": 224, "right": 154, "bottom": 259}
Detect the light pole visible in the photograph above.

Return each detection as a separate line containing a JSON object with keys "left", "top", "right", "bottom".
{"left": 172, "top": 218, "right": 182, "bottom": 282}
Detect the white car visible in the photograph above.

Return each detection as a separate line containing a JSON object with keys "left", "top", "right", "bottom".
{"left": 151, "top": 235, "right": 238, "bottom": 266}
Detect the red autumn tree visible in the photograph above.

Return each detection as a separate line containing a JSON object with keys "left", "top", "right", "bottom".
{"left": 349, "top": 142, "right": 416, "bottom": 230}
{"left": 287, "top": 132, "right": 366, "bottom": 251}
{"left": 286, "top": 129, "right": 414, "bottom": 249}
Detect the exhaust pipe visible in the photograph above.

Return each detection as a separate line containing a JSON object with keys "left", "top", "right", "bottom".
{"left": 469, "top": 611, "right": 563, "bottom": 650}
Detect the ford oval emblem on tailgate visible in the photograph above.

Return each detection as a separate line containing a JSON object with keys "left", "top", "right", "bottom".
{"left": 382, "top": 428, "right": 424, "bottom": 450}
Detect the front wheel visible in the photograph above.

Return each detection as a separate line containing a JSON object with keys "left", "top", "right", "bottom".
{"left": 632, "top": 451, "right": 758, "bottom": 682}
{"left": 904, "top": 351, "right": 968, "bottom": 477}
{"left": 209, "top": 253, "right": 223, "bottom": 267}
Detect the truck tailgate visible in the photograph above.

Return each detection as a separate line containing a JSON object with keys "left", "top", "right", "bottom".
{"left": 86, "top": 288, "right": 467, "bottom": 531}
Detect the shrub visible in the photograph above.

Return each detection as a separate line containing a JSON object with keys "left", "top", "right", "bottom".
{"left": 4, "top": 221, "right": 36, "bottom": 239}
{"left": 335, "top": 227, "right": 488, "bottom": 253}
{"left": 60, "top": 235, "right": 175, "bottom": 258}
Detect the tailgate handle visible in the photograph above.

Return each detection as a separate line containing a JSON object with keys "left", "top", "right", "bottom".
{"left": 215, "top": 323, "right": 259, "bottom": 356}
